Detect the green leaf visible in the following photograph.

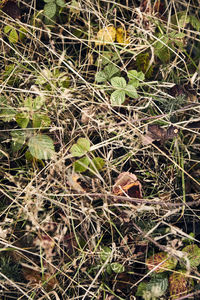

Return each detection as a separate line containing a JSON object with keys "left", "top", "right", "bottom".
{"left": 125, "top": 84, "right": 138, "bottom": 98}
{"left": 146, "top": 275, "right": 168, "bottom": 298}
{"left": 128, "top": 70, "right": 145, "bottom": 81}
{"left": 89, "top": 157, "right": 105, "bottom": 174}
{"left": 28, "top": 134, "right": 55, "bottom": 160}
{"left": 0, "top": 107, "right": 16, "bottom": 122}
{"left": 4, "top": 25, "right": 12, "bottom": 34}
{"left": 11, "top": 131, "right": 26, "bottom": 152}
{"left": 181, "top": 244, "right": 200, "bottom": 268}
{"left": 110, "top": 90, "right": 125, "bottom": 106}
{"left": 104, "top": 64, "right": 119, "bottom": 80}
{"left": 95, "top": 64, "right": 119, "bottom": 83}
{"left": 15, "top": 113, "right": 29, "bottom": 128}
{"left": 44, "top": 3, "right": 57, "bottom": 19}
{"left": 56, "top": 0, "right": 66, "bottom": 7}
{"left": 32, "top": 113, "right": 51, "bottom": 128}
{"left": 190, "top": 15, "right": 200, "bottom": 31}
{"left": 74, "top": 157, "right": 90, "bottom": 172}
{"left": 100, "top": 247, "right": 112, "bottom": 262}
{"left": 136, "top": 282, "right": 148, "bottom": 297}
{"left": 155, "top": 46, "right": 171, "bottom": 64}
{"left": 44, "top": 0, "right": 55, "bottom": 3}
{"left": 111, "top": 76, "right": 126, "bottom": 88}
{"left": 9, "top": 29, "right": 18, "bottom": 44}
{"left": 110, "top": 263, "right": 125, "bottom": 274}
{"left": 70, "top": 138, "right": 90, "bottom": 157}
{"left": 95, "top": 71, "right": 107, "bottom": 83}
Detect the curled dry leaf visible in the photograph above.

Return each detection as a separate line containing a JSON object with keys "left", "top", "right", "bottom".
{"left": 142, "top": 124, "right": 178, "bottom": 145}
{"left": 113, "top": 172, "right": 142, "bottom": 198}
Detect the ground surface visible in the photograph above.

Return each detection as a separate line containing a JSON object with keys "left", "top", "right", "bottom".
{"left": 0, "top": 0, "right": 200, "bottom": 299}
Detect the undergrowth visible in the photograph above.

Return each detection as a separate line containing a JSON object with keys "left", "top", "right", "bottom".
{"left": 0, "top": 0, "right": 200, "bottom": 299}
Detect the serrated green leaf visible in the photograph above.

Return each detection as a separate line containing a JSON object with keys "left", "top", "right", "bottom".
{"left": 95, "top": 64, "right": 119, "bottom": 83}
{"left": 9, "top": 29, "right": 18, "bottom": 44}
{"left": 104, "top": 64, "right": 119, "bottom": 80}
{"left": 70, "top": 138, "right": 90, "bottom": 157}
{"left": 32, "top": 113, "right": 51, "bottom": 128}
{"left": 15, "top": 113, "right": 29, "bottom": 128}
{"left": 111, "top": 90, "right": 125, "bottom": 106}
{"left": 128, "top": 70, "right": 145, "bottom": 81}
{"left": 100, "top": 247, "right": 112, "bottom": 262}
{"left": 89, "top": 157, "right": 105, "bottom": 173}
{"left": 56, "top": 0, "right": 66, "bottom": 7}
{"left": 95, "top": 71, "right": 107, "bottom": 83}
{"left": 125, "top": 84, "right": 138, "bottom": 98}
{"left": 74, "top": 156, "right": 90, "bottom": 172}
{"left": 146, "top": 276, "right": 168, "bottom": 298}
{"left": 110, "top": 262, "right": 125, "bottom": 274}
{"left": 111, "top": 76, "right": 126, "bottom": 88}
{"left": 28, "top": 134, "right": 55, "bottom": 160}
{"left": 44, "top": 2, "right": 57, "bottom": 19}
{"left": 44, "top": 0, "right": 55, "bottom": 3}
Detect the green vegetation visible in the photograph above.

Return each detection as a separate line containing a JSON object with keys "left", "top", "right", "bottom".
{"left": 0, "top": 0, "right": 200, "bottom": 299}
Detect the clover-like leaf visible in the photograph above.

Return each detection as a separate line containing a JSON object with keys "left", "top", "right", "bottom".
{"left": 70, "top": 138, "right": 90, "bottom": 157}
{"left": 111, "top": 90, "right": 125, "bottom": 106}
{"left": 28, "top": 134, "right": 55, "bottom": 160}
{"left": 111, "top": 76, "right": 126, "bottom": 88}
{"left": 74, "top": 156, "right": 90, "bottom": 172}
{"left": 89, "top": 157, "right": 105, "bottom": 174}
{"left": 124, "top": 84, "right": 138, "bottom": 98}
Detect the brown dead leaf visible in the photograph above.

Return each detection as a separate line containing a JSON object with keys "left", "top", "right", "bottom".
{"left": 113, "top": 172, "right": 142, "bottom": 198}
{"left": 142, "top": 124, "right": 178, "bottom": 145}
{"left": 23, "top": 267, "right": 58, "bottom": 290}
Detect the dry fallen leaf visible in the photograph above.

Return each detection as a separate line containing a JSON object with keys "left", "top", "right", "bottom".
{"left": 142, "top": 124, "right": 178, "bottom": 145}
{"left": 113, "top": 172, "right": 142, "bottom": 198}
{"left": 95, "top": 26, "right": 116, "bottom": 46}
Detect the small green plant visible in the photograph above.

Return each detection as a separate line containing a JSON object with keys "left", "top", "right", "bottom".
{"left": 4, "top": 24, "right": 26, "bottom": 44}
{"left": 100, "top": 246, "right": 125, "bottom": 274}
{"left": 70, "top": 138, "right": 105, "bottom": 174}
{"left": 95, "top": 64, "right": 145, "bottom": 105}
{"left": 0, "top": 95, "right": 55, "bottom": 160}
{"left": 43, "top": 0, "right": 66, "bottom": 20}
{"left": 35, "top": 67, "right": 70, "bottom": 90}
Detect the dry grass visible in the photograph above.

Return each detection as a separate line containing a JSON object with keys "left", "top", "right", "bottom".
{"left": 0, "top": 0, "right": 200, "bottom": 299}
